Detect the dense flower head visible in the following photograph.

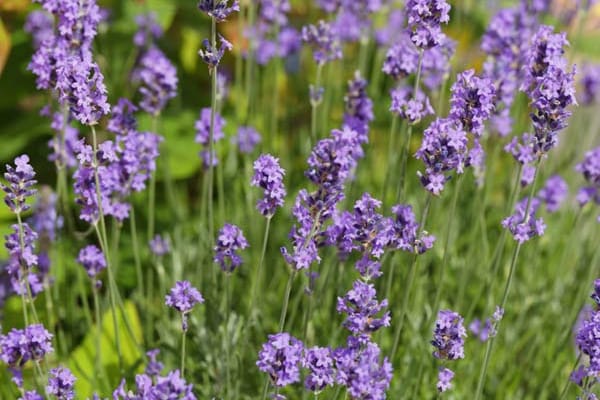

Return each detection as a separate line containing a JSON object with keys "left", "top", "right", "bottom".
{"left": 29, "top": 186, "right": 62, "bottom": 244}
{"left": 77, "top": 245, "right": 106, "bottom": 278}
{"left": 576, "top": 147, "right": 600, "bottom": 214}
{"left": 437, "top": 367, "right": 454, "bottom": 392}
{"left": 198, "top": 0, "right": 240, "bottom": 22}
{"left": 4, "top": 223, "right": 43, "bottom": 296}
{"left": 580, "top": 64, "right": 600, "bottom": 105}
{"left": 198, "top": 34, "right": 233, "bottom": 69}
{"left": 2, "top": 155, "right": 37, "bottom": 214}
{"left": 24, "top": 10, "right": 54, "bottom": 48}
{"left": 251, "top": 154, "right": 286, "bottom": 217}
{"left": 504, "top": 133, "right": 537, "bottom": 166}
{"left": 20, "top": 391, "right": 43, "bottom": 400}
{"left": 502, "top": 197, "right": 546, "bottom": 243}
{"left": 48, "top": 112, "right": 79, "bottom": 168}
{"left": 145, "top": 349, "right": 164, "bottom": 377}
{"left": 421, "top": 35, "right": 456, "bottom": 91}
{"left": 257, "top": 333, "right": 304, "bottom": 387}
{"left": 522, "top": 25, "right": 569, "bottom": 93}
{"left": 108, "top": 98, "right": 138, "bottom": 136}
{"left": 47, "top": 366, "right": 76, "bottom": 400}
{"left": 337, "top": 280, "right": 391, "bottom": 336}
{"left": 195, "top": 108, "right": 225, "bottom": 169}
{"left": 334, "top": 338, "right": 393, "bottom": 400}
{"left": 432, "top": 310, "right": 467, "bottom": 360}
{"left": 576, "top": 309, "right": 600, "bottom": 376}
{"left": 302, "top": 21, "right": 342, "bottom": 65}
{"left": 537, "top": 175, "right": 568, "bottom": 213}
{"left": 134, "top": 12, "right": 163, "bottom": 48}
{"left": 132, "top": 47, "right": 178, "bottom": 115}
{"left": 303, "top": 346, "right": 335, "bottom": 392}
{"left": 415, "top": 118, "right": 469, "bottom": 195}
{"left": 469, "top": 306, "right": 503, "bottom": 342}
{"left": 390, "top": 85, "right": 434, "bottom": 124}
{"left": 233, "top": 126, "right": 261, "bottom": 154}
{"left": 390, "top": 204, "right": 436, "bottom": 254}
{"left": 259, "top": 0, "right": 291, "bottom": 26}
{"left": 449, "top": 69, "right": 496, "bottom": 136}
{"left": 0, "top": 324, "right": 53, "bottom": 368}
{"left": 149, "top": 235, "right": 170, "bottom": 257}
{"left": 113, "top": 369, "right": 197, "bottom": 399}
{"left": 55, "top": 56, "right": 111, "bottom": 125}
{"left": 165, "top": 280, "right": 204, "bottom": 314}
{"left": 214, "top": 223, "right": 249, "bottom": 273}
{"left": 382, "top": 34, "right": 419, "bottom": 80}
{"left": 343, "top": 71, "right": 374, "bottom": 140}
{"left": 405, "top": 0, "right": 451, "bottom": 49}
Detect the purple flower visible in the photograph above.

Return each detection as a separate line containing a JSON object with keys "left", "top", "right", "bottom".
{"left": 133, "top": 47, "right": 178, "bottom": 116}
{"left": 421, "top": 35, "right": 456, "bottom": 91}
{"left": 405, "top": 0, "right": 451, "bottom": 49}
{"left": 195, "top": 108, "right": 225, "bottom": 169}
{"left": 469, "top": 307, "right": 503, "bottom": 342}
{"left": 20, "top": 391, "right": 43, "bottom": 400}
{"left": 134, "top": 12, "right": 163, "bottom": 48}
{"left": 337, "top": 280, "right": 391, "bottom": 336}
{"left": 29, "top": 187, "right": 62, "bottom": 244}
{"left": 504, "top": 133, "right": 537, "bottom": 166}
{"left": 48, "top": 112, "right": 79, "bottom": 168}
{"left": 4, "top": 223, "right": 42, "bottom": 297}
{"left": 449, "top": 69, "right": 496, "bottom": 136}
{"left": 576, "top": 147, "right": 600, "bottom": 210}
{"left": 113, "top": 369, "right": 196, "bottom": 399}
{"left": 24, "top": 10, "right": 54, "bottom": 48}
{"left": 149, "top": 234, "right": 170, "bottom": 257}
{"left": 77, "top": 245, "right": 106, "bottom": 278}
{"left": 214, "top": 223, "right": 249, "bottom": 273}
{"left": 522, "top": 25, "right": 569, "bottom": 92}
{"left": 107, "top": 98, "right": 138, "bottom": 136}
{"left": 47, "top": 366, "right": 76, "bottom": 400}
{"left": 343, "top": 71, "right": 374, "bottom": 141}
{"left": 198, "top": 0, "right": 240, "bottom": 22}
{"left": 576, "top": 309, "right": 600, "bottom": 376}
{"left": 415, "top": 118, "right": 468, "bottom": 195}
{"left": 580, "top": 64, "right": 600, "bottom": 105}
{"left": 431, "top": 310, "right": 467, "bottom": 361}
{"left": 302, "top": 21, "right": 342, "bottom": 65}
{"left": 390, "top": 85, "right": 434, "bottom": 124}
{"left": 390, "top": 204, "right": 436, "bottom": 254}
{"left": 145, "top": 349, "right": 164, "bottom": 377}
{"left": 233, "top": 126, "right": 261, "bottom": 154}
{"left": 251, "top": 154, "right": 286, "bottom": 217}
{"left": 537, "top": 175, "right": 568, "bottom": 213}
{"left": 303, "top": 346, "right": 335, "bottom": 392}
{"left": 165, "top": 280, "right": 204, "bottom": 331}
{"left": 2, "top": 155, "right": 37, "bottom": 214}
{"left": 0, "top": 324, "right": 53, "bottom": 368}
{"left": 382, "top": 34, "right": 419, "bottom": 80}
{"left": 437, "top": 367, "right": 454, "bottom": 392}
{"left": 198, "top": 35, "right": 233, "bottom": 69}
{"left": 334, "top": 338, "right": 392, "bottom": 399}
{"left": 376, "top": 10, "right": 406, "bottom": 46}
{"left": 257, "top": 332, "right": 304, "bottom": 387}
{"left": 502, "top": 197, "right": 546, "bottom": 243}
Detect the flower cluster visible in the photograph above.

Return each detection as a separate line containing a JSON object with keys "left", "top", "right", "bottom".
{"left": 580, "top": 64, "right": 600, "bottom": 106}
{"left": 415, "top": 118, "right": 468, "bottom": 195}
{"left": 303, "top": 346, "right": 335, "bottom": 392}
{"left": 113, "top": 369, "right": 197, "bottom": 399}
{"left": 449, "top": 69, "right": 496, "bottom": 136}
{"left": 251, "top": 154, "right": 286, "bottom": 217}
{"left": 0, "top": 324, "right": 53, "bottom": 386}
{"left": 390, "top": 85, "right": 434, "bottom": 124}
{"left": 47, "top": 111, "right": 79, "bottom": 168}
{"left": 405, "top": 0, "right": 451, "bottom": 49}
{"left": 431, "top": 310, "right": 466, "bottom": 392}
{"left": 134, "top": 12, "right": 163, "bottom": 48}
{"left": 77, "top": 245, "right": 106, "bottom": 279}
{"left": 198, "top": 0, "right": 240, "bottom": 22}
{"left": 302, "top": 21, "right": 342, "bottom": 65}
{"left": 257, "top": 333, "right": 304, "bottom": 387}
{"left": 576, "top": 146, "right": 600, "bottom": 220}
{"left": 165, "top": 280, "right": 204, "bottom": 331}
{"left": 149, "top": 234, "right": 170, "bottom": 257}
{"left": 214, "top": 223, "right": 249, "bottom": 273}
{"left": 132, "top": 47, "right": 178, "bottom": 116}
{"left": 233, "top": 126, "right": 261, "bottom": 154}
{"left": 502, "top": 197, "right": 546, "bottom": 243}
{"left": 2, "top": 155, "right": 37, "bottom": 214}
{"left": 47, "top": 366, "right": 76, "bottom": 400}
{"left": 195, "top": 108, "right": 225, "bottom": 169}
{"left": 198, "top": 35, "right": 233, "bottom": 70}
{"left": 536, "top": 175, "right": 568, "bottom": 213}
{"left": 390, "top": 204, "right": 436, "bottom": 254}
{"left": 469, "top": 306, "right": 504, "bottom": 342}
{"left": 343, "top": 71, "right": 374, "bottom": 141}
{"left": 337, "top": 280, "right": 391, "bottom": 336}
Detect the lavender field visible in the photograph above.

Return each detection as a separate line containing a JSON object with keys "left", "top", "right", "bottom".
{"left": 0, "top": 0, "right": 599, "bottom": 398}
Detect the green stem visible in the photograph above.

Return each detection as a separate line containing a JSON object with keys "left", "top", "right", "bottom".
{"left": 558, "top": 353, "right": 581, "bottom": 400}
{"left": 181, "top": 324, "right": 187, "bottom": 377}
{"left": 278, "top": 270, "right": 297, "bottom": 333}
{"left": 390, "top": 194, "right": 432, "bottom": 360}
{"left": 310, "top": 64, "right": 324, "bottom": 147}
{"left": 208, "top": 17, "right": 218, "bottom": 244}
{"left": 130, "top": 208, "right": 144, "bottom": 299}
{"left": 92, "top": 284, "right": 103, "bottom": 390}
{"left": 381, "top": 115, "right": 399, "bottom": 203}
{"left": 250, "top": 217, "right": 272, "bottom": 316}
{"left": 474, "top": 158, "right": 542, "bottom": 400}
{"left": 225, "top": 274, "right": 232, "bottom": 398}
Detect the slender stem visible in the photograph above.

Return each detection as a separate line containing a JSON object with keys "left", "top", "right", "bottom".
{"left": 390, "top": 194, "right": 432, "bottom": 360}
{"left": 225, "top": 274, "right": 232, "bottom": 398}
{"left": 474, "top": 158, "right": 542, "bottom": 400}
{"left": 92, "top": 284, "right": 103, "bottom": 390}
{"left": 381, "top": 115, "right": 399, "bottom": 203}
{"left": 147, "top": 115, "right": 159, "bottom": 243}
{"left": 278, "top": 270, "right": 297, "bottom": 333}
{"left": 130, "top": 208, "right": 145, "bottom": 298}
{"left": 250, "top": 217, "right": 272, "bottom": 315}
{"left": 261, "top": 380, "right": 270, "bottom": 400}
{"left": 310, "top": 64, "right": 324, "bottom": 147}
{"left": 396, "top": 50, "right": 424, "bottom": 202}
{"left": 208, "top": 17, "right": 218, "bottom": 243}
{"left": 558, "top": 353, "right": 581, "bottom": 400}
{"left": 181, "top": 324, "right": 187, "bottom": 377}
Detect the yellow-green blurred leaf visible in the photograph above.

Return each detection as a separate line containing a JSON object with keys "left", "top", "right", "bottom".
{"left": 0, "top": 18, "right": 10, "bottom": 76}
{"left": 180, "top": 27, "right": 200, "bottom": 73}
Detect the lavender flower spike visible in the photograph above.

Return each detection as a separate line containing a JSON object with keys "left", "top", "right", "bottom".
{"left": 198, "top": 0, "right": 240, "bottom": 22}
{"left": 257, "top": 332, "right": 304, "bottom": 387}
{"left": 302, "top": 20, "right": 342, "bottom": 65}
{"left": 251, "top": 154, "right": 286, "bottom": 217}
{"left": 431, "top": 309, "right": 467, "bottom": 361}
{"left": 165, "top": 281, "right": 204, "bottom": 331}
{"left": 214, "top": 223, "right": 249, "bottom": 273}
{"left": 47, "top": 366, "right": 76, "bottom": 400}
{"left": 2, "top": 155, "right": 37, "bottom": 214}
{"left": 77, "top": 245, "right": 106, "bottom": 279}
{"left": 449, "top": 69, "right": 496, "bottom": 137}
{"left": 406, "top": 0, "right": 451, "bottom": 49}
{"left": 132, "top": 47, "right": 178, "bottom": 116}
